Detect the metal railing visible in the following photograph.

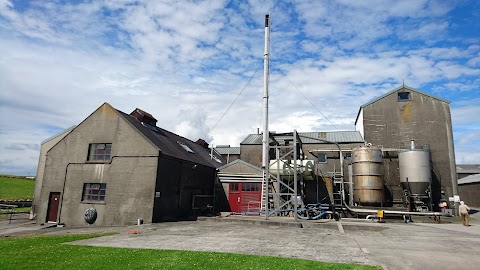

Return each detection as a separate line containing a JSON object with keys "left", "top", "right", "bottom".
{"left": 0, "top": 204, "right": 18, "bottom": 224}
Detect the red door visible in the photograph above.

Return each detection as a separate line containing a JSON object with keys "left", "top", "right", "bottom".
{"left": 228, "top": 183, "right": 261, "bottom": 213}
{"left": 46, "top": 192, "right": 61, "bottom": 222}
{"left": 228, "top": 183, "right": 240, "bottom": 212}
{"left": 239, "top": 183, "right": 261, "bottom": 213}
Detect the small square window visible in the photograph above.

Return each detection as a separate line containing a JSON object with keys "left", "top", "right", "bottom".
{"left": 82, "top": 183, "right": 106, "bottom": 202}
{"left": 88, "top": 143, "right": 112, "bottom": 162}
{"left": 398, "top": 92, "right": 411, "bottom": 101}
{"left": 318, "top": 153, "right": 327, "bottom": 163}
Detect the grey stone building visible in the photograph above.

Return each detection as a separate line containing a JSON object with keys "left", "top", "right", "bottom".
{"left": 36, "top": 103, "right": 221, "bottom": 226}
{"left": 355, "top": 85, "right": 458, "bottom": 210}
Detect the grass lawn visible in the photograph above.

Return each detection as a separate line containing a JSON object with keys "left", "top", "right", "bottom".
{"left": 0, "top": 176, "right": 35, "bottom": 200}
{"left": 0, "top": 234, "right": 382, "bottom": 270}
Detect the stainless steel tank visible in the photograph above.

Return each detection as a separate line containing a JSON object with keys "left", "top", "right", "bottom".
{"left": 399, "top": 143, "right": 431, "bottom": 196}
{"left": 352, "top": 145, "right": 383, "bottom": 206}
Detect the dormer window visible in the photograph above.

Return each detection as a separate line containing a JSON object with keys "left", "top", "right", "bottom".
{"left": 398, "top": 92, "right": 411, "bottom": 101}
{"left": 88, "top": 143, "right": 112, "bottom": 161}
{"left": 178, "top": 141, "right": 194, "bottom": 153}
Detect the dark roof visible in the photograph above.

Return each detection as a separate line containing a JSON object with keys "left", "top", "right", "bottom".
{"left": 117, "top": 109, "right": 223, "bottom": 168}
{"left": 241, "top": 131, "right": 364, "bottom": 145}
{"left": 355, "top": 85, "right": 450, "bottom": 125}
{"left": 456, "top": 164, "right": 480, "bottom": 174}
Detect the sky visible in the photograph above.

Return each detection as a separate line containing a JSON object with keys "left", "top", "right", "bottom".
{"left": 0, "top": 0, "right": 479, "bottom": 176}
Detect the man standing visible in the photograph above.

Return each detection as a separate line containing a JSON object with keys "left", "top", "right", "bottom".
{"left": 459, "top": 201, "right": 471, "bottom": 226}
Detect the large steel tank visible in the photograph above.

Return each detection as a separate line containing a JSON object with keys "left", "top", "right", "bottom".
{"left": 399, "top": 141, "right": 431, "bottom": 196}
{"left": 352, "top": 145, "right": 383, "bottom": 206}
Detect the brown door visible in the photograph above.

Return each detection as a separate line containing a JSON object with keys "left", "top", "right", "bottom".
{"left": 46, "top": 192, "right": 61, "bottom": 222}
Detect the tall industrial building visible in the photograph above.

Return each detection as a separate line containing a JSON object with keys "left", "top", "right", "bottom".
{"left": 355, "top": 85, "right": 458, "bottom": 210}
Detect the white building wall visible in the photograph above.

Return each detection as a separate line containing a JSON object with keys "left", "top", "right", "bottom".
{"left": 355, "top": 108, "right": 364, "bottom": 139}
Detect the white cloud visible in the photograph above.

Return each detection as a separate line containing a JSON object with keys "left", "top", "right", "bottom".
{"left": 0, "top": 0, "right": 479, "bottom": 174}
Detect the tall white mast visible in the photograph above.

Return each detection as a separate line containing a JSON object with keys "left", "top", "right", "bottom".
{"left": 261, "top": 14, "right": 271, "bottom": 215}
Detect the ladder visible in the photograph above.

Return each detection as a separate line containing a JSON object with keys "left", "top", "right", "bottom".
{"left": 260, "top": 176, "right": 269, "bottom": 213}
{"left": 332, "top": 172, "right": 344, "bottom": 207}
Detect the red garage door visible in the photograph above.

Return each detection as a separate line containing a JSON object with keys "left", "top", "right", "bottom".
{"left": 228, "top": 182, "right": 261, "bottom": 213}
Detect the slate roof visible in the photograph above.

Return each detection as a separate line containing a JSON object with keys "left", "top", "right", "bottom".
{"left": 117, "top": 109, "right": 223, "bottom": 169}
{"left": 240, "top": 131, "right": 364, "bottom": 145}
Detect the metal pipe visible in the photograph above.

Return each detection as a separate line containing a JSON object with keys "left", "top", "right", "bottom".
{"left": 342, "top": 200, "right": 449, "bottom": 217}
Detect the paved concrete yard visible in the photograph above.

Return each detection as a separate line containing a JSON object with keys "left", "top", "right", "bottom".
{"left": 2, "top": 213, "right": 480, "bottom": 270}
{"left": 66, "top": 216, "right": 480, "bottom": 270}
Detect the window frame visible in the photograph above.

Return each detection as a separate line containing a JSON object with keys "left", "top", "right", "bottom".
{"left": 87, "top": 143, "right": 112, "bottom": 162}
{"left": 317, "top": 153, "right": 327, "bottom": 163}
{"left": 229, "top": 182, "right": 239, "bottom": 192}
{"left": 81, "top": 183, "right": 107, "bottom": 203}
{"left": 241, "top": 182, "right": 261, "bottom": 192}
{"left": 398, "top": 92, "right": 411, "bottom": 102}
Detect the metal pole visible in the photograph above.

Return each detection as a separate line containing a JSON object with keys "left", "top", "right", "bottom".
{"left": 294, "top": 130, "right": 298, "bottom": 222}
{"left": 261, "top": 14, "right": 271, "bottom": 218}
{"left": 276, "top": 147, "right": 280, "bottom": 212}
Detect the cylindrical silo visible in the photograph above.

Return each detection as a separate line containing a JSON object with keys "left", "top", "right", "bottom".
{"left": 352, "top": 145, "right": 384, "bottom": 206}
{"left": 399, "top": 143, "right": 431, "bottom": 196}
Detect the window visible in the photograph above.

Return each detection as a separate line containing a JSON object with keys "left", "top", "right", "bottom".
{"left": 229, "top": 182, "right": 239, "bottom": 191}
{"left": 88, "top": 143, "right": 112, "bottom": 162}
{"left": 82, "top": 183, "right": 106, "bottom": 202}
{"left": 177, "top": 141, "right": 194, "bottom": 153}
{"left": 318, "top": 153, "right": 327, "bottom": 163}
{"left": 242, "top": 183, "right": 261, "bottom": 192}
{"left": 398, "top": 92, "right": 411, "bottom": 101}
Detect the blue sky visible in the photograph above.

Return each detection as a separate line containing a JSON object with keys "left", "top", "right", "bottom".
{"left": 0, "top": 0, "right": 479, "bottom": 176}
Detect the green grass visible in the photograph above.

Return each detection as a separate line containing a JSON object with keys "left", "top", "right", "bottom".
{"left": 0, "top": 234, "right": 382, "bottom": 270}
{"left": 0, "top": 176, "right": 35, "bottom": 200}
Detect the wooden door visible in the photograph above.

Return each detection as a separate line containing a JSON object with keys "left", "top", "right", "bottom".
{"left": 46, "top": 192, "right": 61, "bottom": 222}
